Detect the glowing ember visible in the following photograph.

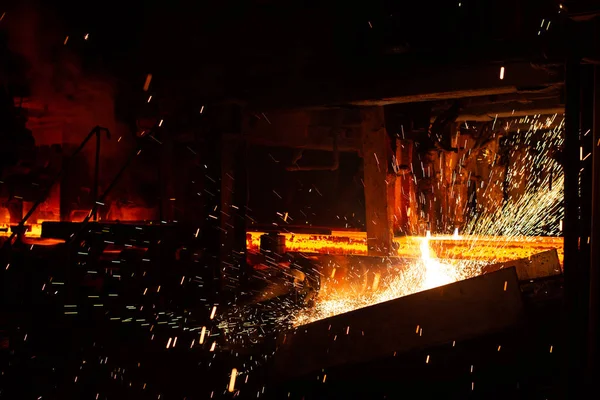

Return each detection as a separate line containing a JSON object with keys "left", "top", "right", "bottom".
{"left": 228, "top": 368, "right": 238, "bottom": 393}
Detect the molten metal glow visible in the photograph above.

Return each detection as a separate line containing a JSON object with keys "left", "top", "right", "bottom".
{"left": 219, "top": 113, "right": 565, "bottom": 349}
{"left": 246, "top": 231, "right": 563, "bottom": 264}
{"left": 292, "top": 233, "right": 475, "bottom": 326}
{"left": 28, "top": 223, "right": 42, "bottom": 237}
{"left": 243, "top": 230, "right": 563, "bottom": 328}
{"left": 246, "top": 231, "right": 368, "bottom": 255}
{"left": 0, "top": 223, "right": 42, "bottom": 237}
{"left": 420, "top": 231, "right": 456, "bottom": 290}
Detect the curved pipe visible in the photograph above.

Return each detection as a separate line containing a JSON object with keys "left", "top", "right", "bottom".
{"left": 286, "top": 130, "right": 340, "bottom": 171}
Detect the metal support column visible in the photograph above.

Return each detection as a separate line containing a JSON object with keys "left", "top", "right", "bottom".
{"left": 589, "top": 64, "right": 600, "bottom": 388}
{"left": 91, "top": 129, "right": 102, "bottom": 221}
{"left": 563, "top": 58, "right": 585, "bottom": 399}
{"left": 360, "top": 107, "right": 394, "bottom": 256}
{"left": 216, "top": 105, "right": 247, "bottom": 297}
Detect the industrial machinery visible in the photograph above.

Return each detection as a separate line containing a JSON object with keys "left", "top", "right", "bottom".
{"left": 4, "top": 1, "right": 600, "bottom": 398}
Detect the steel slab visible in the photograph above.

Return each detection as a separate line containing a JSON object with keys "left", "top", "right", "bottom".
{"left": 274, "top": 267, "right": 524, "bottom": 379}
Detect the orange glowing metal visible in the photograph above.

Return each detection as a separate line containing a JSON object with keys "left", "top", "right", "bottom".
{"left": 1, "top": 223, "right": 44, "bottom": 239}
{"left": 246, "top": 231, "right": 564, "bottom": 264}
{"left": 246, "top": 231, "right": 368, "bottom": 255}
{"left": 284, "top": 230, "right": 564, "bottom": 326}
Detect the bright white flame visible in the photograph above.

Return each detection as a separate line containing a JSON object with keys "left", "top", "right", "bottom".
{"left": 420, "top": 233, "right": 455, "bottom": 290}
{"left": 292, "top": 233, "right": 471, "bottom": 326}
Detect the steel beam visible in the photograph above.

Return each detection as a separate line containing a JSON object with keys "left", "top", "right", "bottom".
{"left": 251, "top": 61, "right": 562, "bottom": 110}
{"left": 40, "top": 221, "right": 182, "bottom": 244}
{"left": 482, "top": 249, "right": 561, "bottom": 280}
{"left": 274, "top": 267, "right": 524, "bottom": 380}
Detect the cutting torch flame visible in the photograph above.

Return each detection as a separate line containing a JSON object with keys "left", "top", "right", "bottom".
{"left": 292, "top": 231, "right": 470, "bottom": 326}
{"left": 420, "top": 231, "right": 455, "bottom": 290}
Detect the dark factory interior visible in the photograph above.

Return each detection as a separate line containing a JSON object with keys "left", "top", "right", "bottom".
{"left": 1, "top": 0, "right": 600, "bottom": 399}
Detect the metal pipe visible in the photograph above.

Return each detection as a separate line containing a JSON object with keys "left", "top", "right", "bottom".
{"left": 286, "top": 130, "right": 340, "bottom": 171}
